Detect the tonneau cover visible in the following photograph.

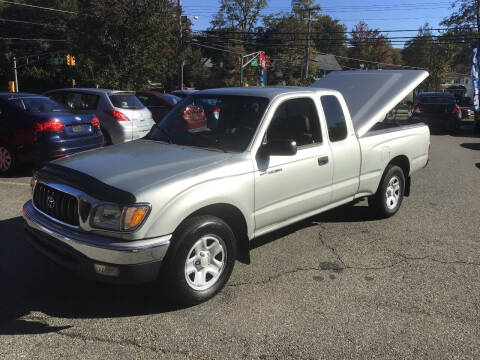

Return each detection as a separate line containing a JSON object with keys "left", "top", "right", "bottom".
{"left": 311, "top": 70, "right": 429, "bottom": 137}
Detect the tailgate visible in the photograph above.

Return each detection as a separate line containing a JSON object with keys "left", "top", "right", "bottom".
{"left": 312, "top": 70, "right": 429, "bottom": 137}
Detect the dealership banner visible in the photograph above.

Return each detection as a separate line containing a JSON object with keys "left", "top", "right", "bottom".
{"left": 472, "top": 43, "right": 479, "bottom": 112}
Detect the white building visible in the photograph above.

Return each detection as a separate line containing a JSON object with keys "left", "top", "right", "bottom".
{"left": 441, "top": 73, "right": 472, "bottom": 99}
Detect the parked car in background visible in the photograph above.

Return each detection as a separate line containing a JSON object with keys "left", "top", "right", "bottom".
{"left": 0, "top": 93, "right": 103, "bottom": 174}
{"left": 170, "top": 89, "right": 198, "bottom": 98}
{"left": 44, "top": 89, "right": 155, "bottom": 145}
{"left": 410, "top": 92, "right": 462, "bottom": 132}
{"left": 136, "top": 91, "right": 181, "bottom": 123}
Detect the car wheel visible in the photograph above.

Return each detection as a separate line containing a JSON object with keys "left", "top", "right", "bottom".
{"left": 161, "top": 215, "right": 237, "bottom": 305}
{"left": 368, "top": 165, "right": 405, "bottom": 218}
{"left": 0, "top": 145, "right": 16, "bottom": 175}
{"left": 101, "top": 128, "right": 112, "bottom": 146}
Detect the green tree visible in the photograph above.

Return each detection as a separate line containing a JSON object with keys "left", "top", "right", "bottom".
{"left": 70, "top": 0, "right": 178, "bottom": 90}
{"left": 0, "top": 0, "right": 77, "bottom": 92}
{"left": 211, "top": 0, "right": 268, "bottom": 32}
{"left": 402, "top": 24, "right": 455, "bottom": 91}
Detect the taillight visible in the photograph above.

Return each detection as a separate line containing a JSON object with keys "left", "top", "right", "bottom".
{"left": 454, "top": 106, "right": 461, "bottom": 114}
{"left": 147, "top": 109, "right": 153, "bottom": 120}
{"left": 105, "top": 109, "right": 130, "bottom": 122}
{"left": 35, "top": 119, "right": 65, "bottom": 133}
{"left": 91, "top": 117, "right": 100, "bottom": 127}
{"left": 412, "top": 106, "right": 421, "bottom": 114}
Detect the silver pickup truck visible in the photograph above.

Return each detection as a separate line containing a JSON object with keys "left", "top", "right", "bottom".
{"left": 23, "top": 70, "right": 430, "bottom": 304}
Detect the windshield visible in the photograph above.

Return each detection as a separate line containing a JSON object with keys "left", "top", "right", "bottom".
{"left": 147, "top": 94, "right": 269, "bottom": 152}
{"left": 109, "top": 94, "right": 144, "bottom": 109}
{"left": 9, "top": 96, "right": 67, "bottom": 113}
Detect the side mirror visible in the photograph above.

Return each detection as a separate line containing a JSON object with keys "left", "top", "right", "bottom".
{"left": 262, "top": 139, "right": 297, "bottom": 156}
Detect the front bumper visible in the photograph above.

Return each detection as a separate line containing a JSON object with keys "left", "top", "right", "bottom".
{"left": 22, "top": 200, "right": 171, "bottom": 284}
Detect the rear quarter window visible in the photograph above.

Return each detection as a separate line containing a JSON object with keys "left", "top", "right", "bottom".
{"left": 321, "top": 95, "right": 348, "bottom": 142}
{"left": 109, "top": 94, "right": 144, "bottom": 109}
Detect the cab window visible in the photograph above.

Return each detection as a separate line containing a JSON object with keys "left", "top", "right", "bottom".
{"left": 266, "top": 98, "right": 321, "bottom": 147}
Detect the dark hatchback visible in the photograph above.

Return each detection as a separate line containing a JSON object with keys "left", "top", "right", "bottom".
{"left": 410, "top": 92, "right": 462, "bottom": 132}
{"left": 0, "top": 93, "right": 103, "bottom": 174}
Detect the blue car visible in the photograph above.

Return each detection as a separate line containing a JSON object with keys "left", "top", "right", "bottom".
{"left": 0, "top": 93, "right": 104, "bottom": 174}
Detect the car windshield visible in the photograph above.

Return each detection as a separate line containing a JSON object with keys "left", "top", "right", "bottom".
{"left": 147, "top": 94, "right": 269, "bottom": 152}
{"left": 418, "top": 96, "right": 455, "bottom": 104}
{"left": 9, "top": 97, "right": 66, "bottom": 113}
{"left": 109, "top": 93, "right": 144, "bottom": 109}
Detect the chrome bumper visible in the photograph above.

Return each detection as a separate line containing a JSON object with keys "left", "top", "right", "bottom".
{"left": 22, "top": 200, "right": 171, "bottom": 265}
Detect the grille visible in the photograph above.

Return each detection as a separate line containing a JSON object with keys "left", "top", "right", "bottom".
{"left": 33, "top": 183, "right": 79, "bottom": 226}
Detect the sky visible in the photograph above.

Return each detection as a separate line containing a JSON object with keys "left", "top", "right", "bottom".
{"left": 181, "top": 0, "right": 455, "bottom": 48}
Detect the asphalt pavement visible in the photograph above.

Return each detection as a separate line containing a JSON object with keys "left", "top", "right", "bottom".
{"left": 0, "top": 124, "right": 479, "bottom": 359}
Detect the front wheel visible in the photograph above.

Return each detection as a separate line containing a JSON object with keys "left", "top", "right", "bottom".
{"left": 368, "top": 165, "right": 405, "bottom": 218}
{"left": 160, "top": 215, "right": 237, "bottom": 305}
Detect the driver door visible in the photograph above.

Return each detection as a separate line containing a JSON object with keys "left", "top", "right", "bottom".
{"left": 253, "top": 97, "right": 333, "bottom": 235}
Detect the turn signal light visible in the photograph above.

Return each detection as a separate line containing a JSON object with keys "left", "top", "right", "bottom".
{"left": 91, "top": 117, "right": 100, "bottom": 127}
{"left": 124, "top": 207, "right": 148, "bottom": 230}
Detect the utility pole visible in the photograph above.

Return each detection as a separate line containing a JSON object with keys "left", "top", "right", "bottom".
{"left": 240, "top": 56, "right": 244, "bottom": 86}
{"left": 178, "top": 0, "right": 184, "bottom": 90}
{"left": 304, "top": 6, "right": 321, "bottom": 82}
{"left": 305, "top": 7, "right": 312, "bottom": 81}
{"left": 13, "top": 56, "right": 19, "bottom": 92}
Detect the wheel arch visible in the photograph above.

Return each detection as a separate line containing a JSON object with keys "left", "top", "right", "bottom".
{"left": 387, "top": 155, "right": 410, "bottom": 196}
{"left": 181, "top": 203, "right": 251, "bottom": 264}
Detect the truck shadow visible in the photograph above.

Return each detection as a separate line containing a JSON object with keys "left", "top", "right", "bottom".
{"left": 251, "top": 202, "right": 374, "bottom": 250}
{"left": 1, "top": 202, "right": 375, "bottom": 333}
{"left": 0, "top": 216, "right": 184, "bottom": 336}
{"left": 476, "top": 163, "right": 480, "bottom": 170}
{"left": 460, "top": 143, "right": 480, "bottom": 151}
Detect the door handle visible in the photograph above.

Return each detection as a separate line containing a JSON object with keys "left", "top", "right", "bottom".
{"left": 317, "top": 156, "right": 329, "bottom": 166}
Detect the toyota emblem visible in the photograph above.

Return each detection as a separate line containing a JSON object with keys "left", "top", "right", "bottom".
{"left": 47, "top": 196, "right": 56, "bottom": 209}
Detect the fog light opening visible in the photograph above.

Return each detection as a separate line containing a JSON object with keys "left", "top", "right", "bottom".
{"left": 93, "top": 263, "right": 120, "bottom": 277}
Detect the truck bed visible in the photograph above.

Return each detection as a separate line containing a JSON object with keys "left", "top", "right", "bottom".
{"left": 356, "top": 121, "right": 430, "bottom": 198}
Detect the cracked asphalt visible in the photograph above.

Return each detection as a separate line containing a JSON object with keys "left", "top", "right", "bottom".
{"left": 1, "top": 124, "right": 479, "bottom": 359}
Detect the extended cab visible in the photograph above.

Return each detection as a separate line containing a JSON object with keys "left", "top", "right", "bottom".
{"left": 23, "top": 70, "right": 430, "bottom": 304}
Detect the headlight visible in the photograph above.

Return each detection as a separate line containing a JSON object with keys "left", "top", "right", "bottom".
{"left": 91, "top": 203, "right": 151, "bottom": 232}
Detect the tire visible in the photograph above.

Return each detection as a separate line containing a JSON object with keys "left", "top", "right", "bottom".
{"left": 368, "top": 165, "right": 405, "bottom": 218}
{"left": 0, "top": 144, "right": 16, "bottom": 175}
{"left": 101, "top": 128, "right": 112, "bottom": 146}
{"left": 160, "top": 215, "right": 237, "bottom": 305}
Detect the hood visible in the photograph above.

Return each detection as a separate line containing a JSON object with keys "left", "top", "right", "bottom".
{"left": 53, "top": 139, "right": 232, "bottom": 194}
{"left": 311, "top": 70, "right": 429, "bottom": 137}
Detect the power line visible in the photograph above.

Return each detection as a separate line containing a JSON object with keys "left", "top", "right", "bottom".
{"left": 0, "top": 37, "right": 68, "bottom": 42}
{"left": 201, "top": 27, "right": 467, "bottom": 35}
{"left": 0, "top": 18, "right": 64, "bottom": 28}
{"left": 0, "top": 0, "right": 77, "bottom": 14}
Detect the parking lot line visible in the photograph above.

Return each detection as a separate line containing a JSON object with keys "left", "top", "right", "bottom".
{"left": 0, "top": 181, "right": 30, "bottom": 187}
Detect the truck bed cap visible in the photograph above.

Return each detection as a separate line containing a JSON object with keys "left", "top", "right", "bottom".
{"left": 312, "top": 70, "right": 429, "bottom": 137}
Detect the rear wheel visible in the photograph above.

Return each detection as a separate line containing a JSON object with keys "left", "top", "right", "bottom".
{"left": 101, "top": 128, "right": 112, "bottom": 146}
{"left": 160, "top": 215, "right": 236, "bottom": 305}
{"left": 368, "top": 165, "right": 405, "bottom": 218}
{"left": 0, "top": 145, "right": 16, "bottom": 175}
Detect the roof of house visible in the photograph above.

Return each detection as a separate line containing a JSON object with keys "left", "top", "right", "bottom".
{"left": 312, "top": 54, "right": 342, "bottom": 71}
